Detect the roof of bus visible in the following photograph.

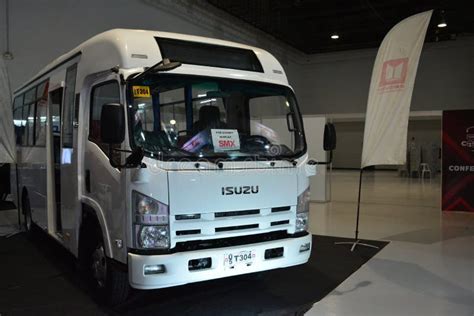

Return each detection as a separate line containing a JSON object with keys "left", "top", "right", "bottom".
{"left": 15, "top": 29, "right": 289, "bottom": 94}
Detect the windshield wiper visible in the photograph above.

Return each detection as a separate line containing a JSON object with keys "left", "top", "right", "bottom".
{"left": 129, "top": 58, "right": 182, "bottom": 82}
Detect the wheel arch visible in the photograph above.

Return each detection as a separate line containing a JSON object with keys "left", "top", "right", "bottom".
{"left": 79, "top": 197, "right": 113, "bottom": 258}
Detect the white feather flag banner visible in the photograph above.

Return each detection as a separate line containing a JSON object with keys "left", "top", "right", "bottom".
{"left": 0, "top": 58, "right": 16, "bottom": 163}
{"left": 361, "top": 10, "right": 432, "bottom": 168}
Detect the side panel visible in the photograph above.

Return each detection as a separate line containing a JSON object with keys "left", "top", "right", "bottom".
{"left": 82, "top": 74, "right": 127, "bottom": 262}
{"left": 16, "top": 82, "right": 51, "bottom": 230}
{"left": 60, "top": 63, "right": 80, "bottom": 251}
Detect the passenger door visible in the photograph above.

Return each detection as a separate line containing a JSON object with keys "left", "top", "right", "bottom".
{"left": 59, "top": 64, "right": 79, "bottom": 247}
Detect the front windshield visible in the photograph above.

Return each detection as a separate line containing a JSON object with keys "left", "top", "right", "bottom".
{"left": 127, "top": 74, "right": 306, "bottom": 160}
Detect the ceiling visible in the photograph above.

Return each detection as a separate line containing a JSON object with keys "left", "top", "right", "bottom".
{"left": 205, "top": 0, "right": 474, "bottom": 54}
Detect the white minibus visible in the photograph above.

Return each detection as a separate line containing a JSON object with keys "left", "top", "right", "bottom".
{"left": 11, "top": 29, "right": 332, "bottom": 304}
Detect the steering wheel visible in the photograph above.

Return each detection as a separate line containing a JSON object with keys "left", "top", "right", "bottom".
{"left": 242, "top": 135, "right": 271, "bottom": 146}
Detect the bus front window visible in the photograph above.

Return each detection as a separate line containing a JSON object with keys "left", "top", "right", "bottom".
{"left": 128, "top": 74, "right": 306, "bottom": 161}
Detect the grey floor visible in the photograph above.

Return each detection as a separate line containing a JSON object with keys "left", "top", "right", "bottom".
{"left": 307, "top": 170, "right": 474, "bottom": 316}
{"left": 1, "top": 171, "right": 472, "bottom": 315}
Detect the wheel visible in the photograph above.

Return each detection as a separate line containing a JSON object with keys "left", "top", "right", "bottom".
{"left": 22, "top": 191, "right": 33, "bottom": 235}
{"left": 86, "top": 224, "right": 130, "bottom": 306}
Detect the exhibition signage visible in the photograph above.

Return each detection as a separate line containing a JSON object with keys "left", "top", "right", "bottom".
{"left": 361, "top": 10, "right": 432, "bottom": 168}
{"left": 211, "top": 129, "right": 241, "bottom": 152}
{"left": 442, "top": 110, "right": 474, "bottom": 212}
{"left": 0, "top": 58, "right": 16, "bottom": 163}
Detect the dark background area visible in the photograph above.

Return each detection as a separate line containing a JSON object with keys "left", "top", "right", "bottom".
{"left": 0, "top": 230, "right": 387, "bottom": 315}
{"left": 206, "top": 0, "right": 474, "bottom": 53}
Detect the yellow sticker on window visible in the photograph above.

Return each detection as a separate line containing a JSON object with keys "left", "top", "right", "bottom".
{"left": 132, "top": 86, "right": 151, "bottom": 98}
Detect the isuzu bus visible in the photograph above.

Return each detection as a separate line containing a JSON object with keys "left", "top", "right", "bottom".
{"left": 11, "top": 29, "right": 327, "bottom": 304}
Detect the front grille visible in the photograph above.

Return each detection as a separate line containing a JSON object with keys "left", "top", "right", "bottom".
{"left": 171, "top": 205, "right": 295, "bottom": 247}
{"left": 271, "top": 206, "right": 291, "bottom": 212}
{"left": 176, "top": 229, "right": 201, "bottom": 236}
{"left": 176, "top": 214, "right": 201, "bottom": 220}
{"left": 175, "top": 230, "right": 290, "bottom": 252}
{"left": 271, "top": 220, "right": 290, "bottom": 226}
{"left": 215, "top": 224, "right": 259, "bottom": 232}
{"left": 215, "top": 209, "right": 260, "bottom": 218}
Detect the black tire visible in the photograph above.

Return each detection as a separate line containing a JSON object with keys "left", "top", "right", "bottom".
{"left": 22, "top": 191, "right": 33, "bottom": 235}
{"left": 85, "top": 222, "right": 130, "bottom": 306}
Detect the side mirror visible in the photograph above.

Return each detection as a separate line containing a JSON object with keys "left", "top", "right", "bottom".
{"left": 308, "top": 123, "right": 337, "bottom": 168}
{"left": 323, "top": 123, "right": 337, "bottom": 151}
{"left": 100, "top": 103, "right": 125, "bottom": 144}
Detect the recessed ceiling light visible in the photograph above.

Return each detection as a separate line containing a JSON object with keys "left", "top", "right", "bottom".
{"left": 437, "top": 10, "right": 447, "bottom": 28}
{"left": 331, "top": 33, "right": 340, "bottom": 40}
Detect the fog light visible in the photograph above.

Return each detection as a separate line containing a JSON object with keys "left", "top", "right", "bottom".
{"left": 188, "top": 257, "right": 212, "bottom": 271}
{"left": 299, "top": 242, "right": 311, "bottom": 253}
{"left": 144, "top": 264, "right": 166, "bottom": 275}
{"left": 264, "top": 247, "right": 284, "bottom": 259}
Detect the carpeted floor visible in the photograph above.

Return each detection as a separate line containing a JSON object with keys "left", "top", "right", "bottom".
{"left": 0, "top": 228, "right": 388, "bottom": 315}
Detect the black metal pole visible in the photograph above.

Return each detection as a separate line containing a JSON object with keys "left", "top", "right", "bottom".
{"left": 354, "top": 168, "right": 364, "bottom": 240}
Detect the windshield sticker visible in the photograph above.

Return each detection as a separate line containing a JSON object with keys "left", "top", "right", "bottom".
{"left": 132, "top": 86, "right": 151, "bottom": 98}
{"left": 181, "top": 130, "right": 209, "bottom": 153}
{"left": 211, "top": 129, "right": 240, "bottom": 152}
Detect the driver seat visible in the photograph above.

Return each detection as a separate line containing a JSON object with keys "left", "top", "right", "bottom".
{"left": 192, "top": 106, "right": 227, "bottom": 133}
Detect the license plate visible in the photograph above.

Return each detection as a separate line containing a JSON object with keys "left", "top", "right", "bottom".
{"left": 224, "top": 250, "right": 256, "bottom": 269}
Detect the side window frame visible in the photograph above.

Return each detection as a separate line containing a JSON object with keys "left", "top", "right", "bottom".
{"left": 62, "top": 64, "right": 78, "bottom": 148}
{"left": 88, "top": 80, "right": 121, "bottom": 154}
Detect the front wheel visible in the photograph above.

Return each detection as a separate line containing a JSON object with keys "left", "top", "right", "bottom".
{"left": 87, "top": 226, "right": 130, "bottom": 306}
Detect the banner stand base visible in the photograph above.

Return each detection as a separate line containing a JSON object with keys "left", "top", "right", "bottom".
{"left": 334, "top": 240, "right": 379, "bottom": 252}
{"left": 334, "top": 168, "right": 380, "bottom": 252}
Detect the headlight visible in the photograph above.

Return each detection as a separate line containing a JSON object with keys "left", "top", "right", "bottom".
{"left": 133, "top": 191, "right": 168, "bottom": 225}
{"left": 296, "top": 187, "right": 310, "bottom": 232}
{"left": 137, "top": 225, "right": 169, "bottom": 249}
{"left": 133, "top": 191, "right": 169, "bottom": 249}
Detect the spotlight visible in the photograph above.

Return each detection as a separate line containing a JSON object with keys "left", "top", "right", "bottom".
{"left": 331, "top": 33, "right": 340, "bottom": 40}
{"left": 437, "top": 10, "right": 447, "bottom": 28}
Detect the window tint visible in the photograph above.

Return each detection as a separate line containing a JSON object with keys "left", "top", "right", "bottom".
{"left": 156, "top": 37, "right": 263, "bottom": 72}
{"left": 26, "top": 104, "right": 35, "bottom": 146}
{"left": 35, "top": 82, "right": 49, "bottom": 146}
{"left": 63, "top": 64, "right": 77, "bottom": 148}
{"left": 13, "top": 95, "right": 24, "bottom": 145}
{"left": 13, "top": 80, "right": 50, "bottom": 147}
{"left": 89, "top": 81, "right": 120, "bottom": 151}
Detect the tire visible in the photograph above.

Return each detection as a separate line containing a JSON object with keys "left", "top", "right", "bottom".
{"left": 22, "top": 191, "right": 33, "bottom": 235}
{"left": 86, "top": 223, "right": 130, "bottom": 306}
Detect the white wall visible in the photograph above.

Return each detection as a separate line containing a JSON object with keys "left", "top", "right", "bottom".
{"left": 1, "top": 0, "right": 472, "bottom": 115}
{"left": 298, "top": 37, "right": 474, "bottom": 114}
{"left": 332, "top": 118, "right": 442, "bottom": 170}
{"left": 0, "top": 0, "right": 305, "bottom": 92}
{"left": 0, "top": 0, "right": 469, "bottom": 173}
{"left": 303, "top": 116, "right": 329, "bottom": 201}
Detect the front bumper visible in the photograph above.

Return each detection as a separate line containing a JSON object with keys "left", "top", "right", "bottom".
{"left": 128, "top": 233, "right": 312, "bottom": 290}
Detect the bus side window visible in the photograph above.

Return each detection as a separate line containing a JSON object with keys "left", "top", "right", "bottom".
{"left": 89, "top": 81, "right": 121, "bottom": 155}
{"left": 63, "top": 64, "right": 77, "bottom": 148}
{"left": 35, "top": 81, "right": 49, "bottom": 147}
{"left": 12, "top": 95, "right": 24, "bottom": 145}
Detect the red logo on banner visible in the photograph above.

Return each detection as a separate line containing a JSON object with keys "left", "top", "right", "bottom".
{"left": 378, "top": 58, "right": 408, "bottom": 92}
